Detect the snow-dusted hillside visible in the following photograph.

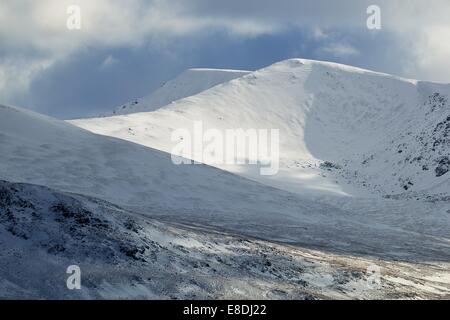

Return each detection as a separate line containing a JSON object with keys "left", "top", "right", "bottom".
{"left": 99, "top": 68, "right": 250, "bottom": 117}
{"left": 72, "top": 59, "right": 450, "bottom": 199}
{"left": 2, "top": 103, "right": 450, "bottom": 264}
{"left": 0, "top": 103, "right": 299, "bottom": 214}
{"left": 2, "top": 180, "right": 448, "bottom": 299}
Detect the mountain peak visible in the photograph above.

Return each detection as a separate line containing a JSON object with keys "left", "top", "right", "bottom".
{"left": 99, "top": 68, "right": 250, "bottom": 117}
{"left": 74, "top": 58, "right": 450, "bottom": 198}
{"left": 262, "top": 58, "right": 419, "bottom": 85}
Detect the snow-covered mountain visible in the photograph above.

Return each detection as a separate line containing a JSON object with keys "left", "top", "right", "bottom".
{"left": 0, "top": 103, "right": 322, "bottom": 219}
{"left": 1, "top": 58, "right": 450, "bottom": 299}
{"left": 73, "top": 59, "right": 450, "bottom": 199}
{"left": 2, "top": 102, "right": 450, "bottom": 259}
{"left": 100, "top": 68, "right": 250, "bottom": 117}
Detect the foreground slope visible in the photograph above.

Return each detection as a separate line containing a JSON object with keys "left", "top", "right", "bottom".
{"left": 98, "top": 68, "right": 250, "bottom": 117}
{"left": 72, "top": 59, "right": 450, "bottom": 198}
{"left": 2, "top": 180, "right": 449, "bottom": 299}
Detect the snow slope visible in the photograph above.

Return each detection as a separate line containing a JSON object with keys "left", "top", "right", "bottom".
{"left": 2, "top": 180, "right": 448, "bottom": 299}
{"left": 72, "top": 59, "right": 450, "bottom": 199}
{"left": 98, "top": 68, "right": 250, "bottom": 117}
{"left": 2, "top": 103, "right": 450, "bottom": 265}
{"left": 0, "top": 103, "right": 290, "bottom": 213}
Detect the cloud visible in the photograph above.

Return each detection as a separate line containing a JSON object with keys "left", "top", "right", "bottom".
{"left": 405, "top": 26, "right": 450, "bottom": 82}
{"left": 311, "top": 27, "right": 329, "bottom": 40}
{"left": 318, "top": 43, "right": 360, "bottom": 58}
{"left": 0, "top": 56, "right": 53, "bottom": 104}
{"left": 98, "top": 55, "right": 118, "bottom": 69}
{"left": 0, "top": 0, "right": 449, "bottom": 112}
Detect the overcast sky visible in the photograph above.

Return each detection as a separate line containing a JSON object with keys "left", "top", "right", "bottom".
{"left": 1, "top": 0, "right": 449, "bottom": 119}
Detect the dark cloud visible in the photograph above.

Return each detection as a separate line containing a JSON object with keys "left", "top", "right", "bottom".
{"left": 1, "top": 1, "right": 449, "bottom": 118}
{"left": 14, "top": 28, "right": 412, "bottom": 119}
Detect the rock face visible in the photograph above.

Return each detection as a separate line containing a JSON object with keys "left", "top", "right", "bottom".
{"left": 436, "top": 157, "right": 450, "bottom": 177}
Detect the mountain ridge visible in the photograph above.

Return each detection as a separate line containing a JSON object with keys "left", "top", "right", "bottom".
{"left": 97, "top": 68, "right": 251, "bottom": 117}
{"left": 72, "top": 58, "right": 450, "bottom": 198}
